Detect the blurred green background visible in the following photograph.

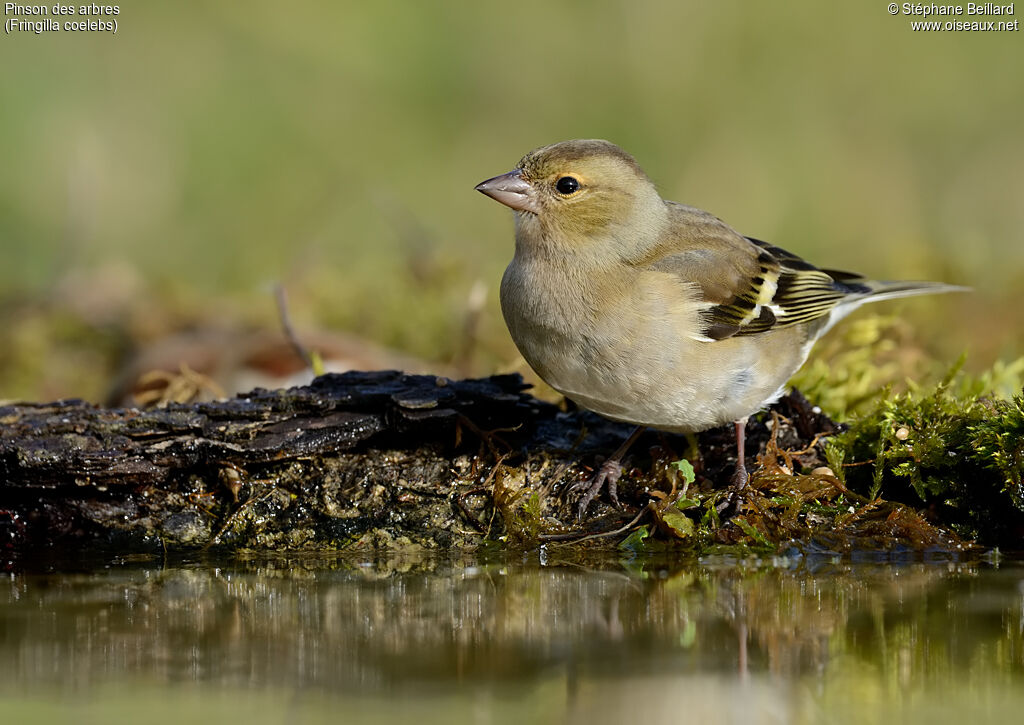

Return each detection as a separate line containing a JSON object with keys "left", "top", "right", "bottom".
{"left": 1, "top": 0, "right": 1021, "bottom": 404}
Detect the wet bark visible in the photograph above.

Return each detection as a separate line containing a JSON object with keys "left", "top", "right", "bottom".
{"left": 0, "top": 370, "right": 918, "bottom": 556}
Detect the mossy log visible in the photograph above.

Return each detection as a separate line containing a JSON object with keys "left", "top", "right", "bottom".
{"left": 0, "top": 371, "right": 980, "bottom": 556}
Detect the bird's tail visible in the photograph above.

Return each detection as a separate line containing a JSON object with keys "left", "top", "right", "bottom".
{"left": 824, "top": 273, "right": 968, "bottom": 332}
{"left": 848, "top": 278, "right": 970, "bottom": 306}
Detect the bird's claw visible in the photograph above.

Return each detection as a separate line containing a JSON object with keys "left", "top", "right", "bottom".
{"left": 716, "top": 459, "right": 751, "bottom": 519}
{"left": 574, "top": 459, "right": 624, "bottom": 520}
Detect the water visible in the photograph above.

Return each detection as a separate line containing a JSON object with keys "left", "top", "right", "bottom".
{"left": 1, "top": 552, "right": 1022, "bottom": 724}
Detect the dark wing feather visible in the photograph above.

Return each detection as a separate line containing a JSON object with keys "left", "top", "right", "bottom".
{"left": 700, "top": 238, "right": 870, "bottom": 339}
{"left": 631, "top": 205, "right": 871, "bottom": 342}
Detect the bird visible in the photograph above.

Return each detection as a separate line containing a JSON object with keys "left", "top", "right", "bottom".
{"left": 475, "top": 139, "right": 965, "bottom": 518}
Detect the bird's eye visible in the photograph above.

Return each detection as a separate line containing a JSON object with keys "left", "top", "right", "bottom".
{"left": 555, "top": 176, "right": 581, "bottom": 195}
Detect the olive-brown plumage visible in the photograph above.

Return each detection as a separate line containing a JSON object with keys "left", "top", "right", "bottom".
{"left": 476, "top": 139, "right": 964, "bottom": 516}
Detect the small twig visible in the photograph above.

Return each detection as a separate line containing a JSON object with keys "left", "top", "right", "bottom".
{"left": 454, "top": 485, "right": 490, "bottom": 533}
{"left": 841, "top": 458, "right": 877, "bottom": 468}
{"left": 134, "top": 362, "right": 226, "bottom": 407}
{"left": 757, "top": 411, "right": 791, "bottom": 473}
{"left": 453, "top": 453, "right": 510, "bottom": 532}
{"left": 817, "top": 473, "right": 873, "bottom": 505}
{"left": 759, "top": 412, "right": 833, "bottom": 477}
{"left": 274, "top": 284, "right": 314, "bottom": 370}
{"left": 455, "top": 414, "right": 516, "bottom": 458}
{"left": 540, "top": 505, "right": 649, "bottom": 544}
{"left": 205, "top": 484, "right": 277, "bottom": 549}
{"left": 834, "top": 498, "right": 881, "bottom": 528}
{"left": 786, "top": 433, "right": 826, "bottom": 458}
{"left": 740, "top": 490, "right": 781, "bottom": 528}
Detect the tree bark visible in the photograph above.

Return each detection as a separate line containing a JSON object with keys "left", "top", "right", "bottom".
{"left": 2, "top": 370, "right": 957, "bottom": 557}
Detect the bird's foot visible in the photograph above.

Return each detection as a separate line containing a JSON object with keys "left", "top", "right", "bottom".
{"left": 716, "top": 459, "right": 751, "bottom": 518}
{"left": 573, "top": 458, "right": 624, "bottom": 521}
{"left": 729, "top": 460, "right": 749, "bottom": 491}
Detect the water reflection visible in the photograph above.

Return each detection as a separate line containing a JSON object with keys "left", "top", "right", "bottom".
{"left": 1, "top": 554, "right": 1023, "bottom": 723}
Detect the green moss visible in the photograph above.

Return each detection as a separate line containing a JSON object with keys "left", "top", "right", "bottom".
{"left": 831, "top": 359, "right": 1024, "bottom": 545}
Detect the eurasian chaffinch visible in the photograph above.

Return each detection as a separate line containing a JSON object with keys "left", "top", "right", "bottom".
{"left": 476, "top": 139, "right": 964, "bottom": 517}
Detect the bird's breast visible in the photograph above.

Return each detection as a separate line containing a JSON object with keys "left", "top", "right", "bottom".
{"left": 499, "top": 256, "right": 813, "bottom": 432}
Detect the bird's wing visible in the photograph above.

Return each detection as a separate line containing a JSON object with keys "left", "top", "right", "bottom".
{"left": 638, "top": 203, "right": 870, "bottom": 341}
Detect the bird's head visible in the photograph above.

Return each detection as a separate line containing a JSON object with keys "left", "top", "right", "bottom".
{"left": 475, "top": 139, "right": 665, "bottom": 247}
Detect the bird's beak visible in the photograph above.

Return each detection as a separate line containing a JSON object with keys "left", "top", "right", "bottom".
{"left": 474, "top": 169, "right": 539, "bottom": 214}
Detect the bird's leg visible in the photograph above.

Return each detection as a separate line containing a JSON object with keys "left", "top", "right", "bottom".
{"left": 715, "top": 417, "right": 752, "bottom": 518}
{"left": 730, "top": 417, "right": 749, "bottom": 489}
{"left": 575, "top": 425, "right": 646, "bottom": 519}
